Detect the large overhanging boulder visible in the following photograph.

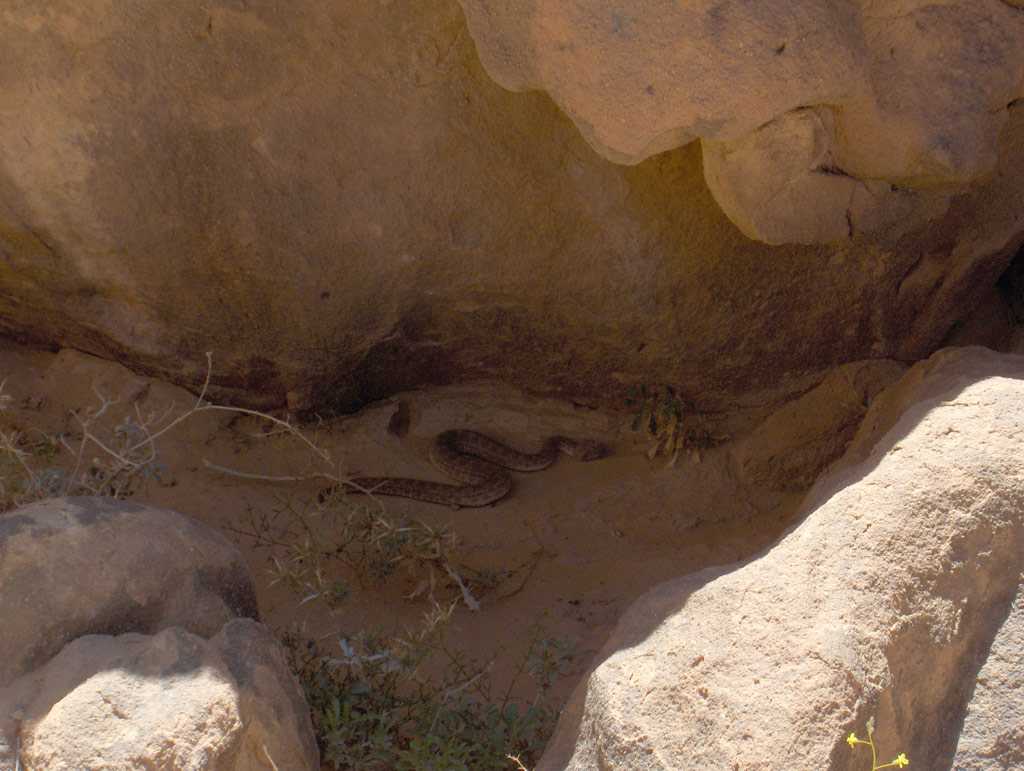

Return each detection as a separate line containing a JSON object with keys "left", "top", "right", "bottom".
{"left": 458, "top": 0, "right": 1024, "bottom": 244}
{"left": 0, "top": 1, "right": 1022, "bottom": 413}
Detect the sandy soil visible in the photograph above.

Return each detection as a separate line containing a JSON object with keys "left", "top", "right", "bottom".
{"left": 0, "top": 339, "right": 803, "bottom": 763}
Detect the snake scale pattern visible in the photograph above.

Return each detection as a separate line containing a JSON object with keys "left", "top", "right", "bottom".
{"left": 330, "top": 429, "right": 609, "bottom": 508}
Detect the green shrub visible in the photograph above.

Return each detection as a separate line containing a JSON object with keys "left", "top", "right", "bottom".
{"left": 285, "top": 610, "right": 569, "bottom": 770}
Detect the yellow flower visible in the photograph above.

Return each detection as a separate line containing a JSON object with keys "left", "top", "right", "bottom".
{"left": 877, "top": 753, "right": 910, "bottom": 769}
{"left": 846, "top": 732, "right": 859, "bottom": 748}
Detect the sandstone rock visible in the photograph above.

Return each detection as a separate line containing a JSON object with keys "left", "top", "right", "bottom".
{"left": 540, "top": 347, "right": 1024, "bottom": 769}
{"left": 732, "top": 359, "right": 907, "bottom": 491}
{"left": 952, "top": 585, "right": 1024, "bottom": 770}
{"left": 0, "top": 620, "right": 318, "bottom": 770}
{"left": 0, "top": 497, "right": 258, "bottom": 688}
{"left": 459, "top": 0, "right": 1024, "bottom": 243}
{"left": 0, "top": 2, "right": 1022, "bottom": 415}
{"left": 836, "top": 3, "right": 1024, "bottom": 187}
{"left": 701, "top": 108, "right": 955, "bottom": 244}
{"left": 458, "top": 0, "right": 865, "bottom": 164}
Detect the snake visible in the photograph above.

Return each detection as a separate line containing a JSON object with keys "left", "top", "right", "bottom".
{"left": 326, "top": 429, "right": 610, "bottom": 508}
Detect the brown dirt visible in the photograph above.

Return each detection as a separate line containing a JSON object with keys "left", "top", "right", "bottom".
{"left": 0, "top": 339, "right": 803, "bottom": 765}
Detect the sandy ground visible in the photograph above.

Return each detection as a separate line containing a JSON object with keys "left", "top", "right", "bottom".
{"left": 0, "top": 340, "right": 803, "bottom": 762}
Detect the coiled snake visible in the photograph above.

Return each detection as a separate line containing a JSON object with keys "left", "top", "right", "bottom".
{"left": 326, "top": 429, "right": 609, "bottom": 508}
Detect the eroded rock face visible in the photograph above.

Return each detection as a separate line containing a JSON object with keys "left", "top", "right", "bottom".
{"left": 701, "top": 107, "right": 957, "bottom": 244}
{"left": 0, "top": 497, "right": 258, "bottom": 688}
{"left": 731, "top": 358, "right": 907, "bottom": 491}
{"left": 458, "top": 0, "right": 864, "bottom": 164}
{"left": 540, "top": 347, "right": 1024, "bottom": 769}
{"left": 0, "top": 497, "right": 316, "bottom": 768}
{"left": 0, "top": 621, "right": 318, "bottom": 770}
{"left": 459, "top": 0, "right": 1024, "bottom": 244}
{"left": 952, "top": 585, "right": 1024, "bottom": 770}
{"left": 1, "top": 2, "right": 1023, "bottom": 415}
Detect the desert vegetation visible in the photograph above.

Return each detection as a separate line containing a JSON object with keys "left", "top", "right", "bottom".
{"left": 0, "top": 357, "right": 577, "bottom": 769}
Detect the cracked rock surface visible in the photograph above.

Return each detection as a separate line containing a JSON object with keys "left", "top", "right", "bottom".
{"left": 459, "top": 0, "right": 1024, "bottom": 243}
{"left": 539, "top": 347, "right": 1024, "bottom": 770}
{"left": 0, "top": 1, "right": 1022, "bottom": 415}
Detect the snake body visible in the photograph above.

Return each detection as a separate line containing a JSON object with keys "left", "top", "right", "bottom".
{"left": 336, "top": 429, "right": 609, "bottom": 508}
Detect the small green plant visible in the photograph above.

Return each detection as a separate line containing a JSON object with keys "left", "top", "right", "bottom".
{"left": 285, "top": 610, "right": 569, "bottom": 770}
{"left": 2, "top": 358, "right": 571, "bottom": 769}
{"left": 0, "top": 378, "right": 185, "bottom": 505}
{"left": 0, "top": 353, "right": 346, "bottom": 511}
{"left": 235, "top": 493, "right": 481, "bottom": 612}
{"left": 626, "top": 384, "right": 686, "bottom": 463}
{"left": 846, "top": 717, "right": 908, "bottom": 769}
{"left": 626, "top": 384, "right": 723, "bottom": 465}
{"left": 216, "top": 416, "right": 570, "bottom": 768}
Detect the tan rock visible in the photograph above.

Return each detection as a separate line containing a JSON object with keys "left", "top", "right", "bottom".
{"left": 0, "top": 497, "right": 258, "bottom": 688}
{"left": 540, "top": 347, "right": 1024, "bottom": 769}
{"left": 732, "top": 359, "right": 907, "bottom": 491}
{"left": 703, "top": 107, "right": 958, "bottom": 244}
{"left": 702, "top": 108, "right": 857, "bottom": 244}
{"left": 836, "top": 3, "right": 1024, "bottom": 187}
{"left": 0, "top": 2, "right": 1022, "bottom": 413}
{"left": 458, "top": 0, "right": 864, "bottom": 165}
{"left": 0, "top": 621, "right": 318, "bottom": 770}
{"left": 459, "top": 0, "right": 1024, "bottom": 242}
{"left": 952, "top": 585, "right": 1024, "bottom": 770}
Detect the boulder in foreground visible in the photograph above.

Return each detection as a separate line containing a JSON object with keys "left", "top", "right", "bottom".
{"left": 541, "top": 347, "right": 1024, "bottom": 769}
